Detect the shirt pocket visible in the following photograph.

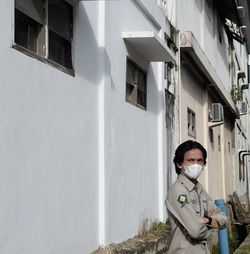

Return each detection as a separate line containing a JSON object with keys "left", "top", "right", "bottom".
{"left": 190, "top": 199, "right": 201, "bottom": 215}
{"left": 189, "top": 193, "right": 201, "bottom": 215}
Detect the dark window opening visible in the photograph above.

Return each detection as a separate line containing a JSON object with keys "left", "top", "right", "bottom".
{"left": 14, "top": 0, "right": 73, "bottom": 71}
{"left": 15, "top": 9, "right": 42, "bottom": 53}
{"left": 187, "top": 108, "right": 196, "bottom": 138}
{"left": 49, "top": 31, "right": 72, "bottom": 69}
{"left": 126, "top": 59, "right": 147, "bottom": 110}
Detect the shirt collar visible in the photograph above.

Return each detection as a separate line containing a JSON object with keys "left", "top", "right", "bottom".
{"left": 178, "top": 174, "right": 202, "bottom": 193}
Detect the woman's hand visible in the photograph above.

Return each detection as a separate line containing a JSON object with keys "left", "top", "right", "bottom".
{"left": 208, "top": 207, "right": 221, "bottom": 217}
{"left": 203, "top": 208, "right": 221, "bottom": 229}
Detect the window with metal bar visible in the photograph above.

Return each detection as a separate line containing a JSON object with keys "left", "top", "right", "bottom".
{"left": 126, "top": 58, "right": 147, "bottom": 110}
{"left": 14, "top": 0, "right": 73, "bottom": 72}
{"left": 187, "top": 108, "right": 196, "bottom": 138}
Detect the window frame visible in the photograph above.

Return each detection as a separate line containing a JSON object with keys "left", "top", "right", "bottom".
{"left": 218, "top": 134, "right": 221, "bottom": 151}
{"left": 125, "top": 57, "right": 147, "bottom": 110}
{"left": 187, "top": 108, "right": 196, "bottom": 138}
{"left": 13, "top": 0, "right": 74, "bottom": 76}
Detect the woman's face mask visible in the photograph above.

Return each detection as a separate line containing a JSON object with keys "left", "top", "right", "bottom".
{"left": 182, "top": 163, "right": 204, "bottom": 179}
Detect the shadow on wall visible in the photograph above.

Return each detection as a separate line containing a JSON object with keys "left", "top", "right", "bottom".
{"left": 74, "top": 2, "right": 111, "bottom": 86}
{"left": 75, "top": 2, "right": 162, "bottom": 117}
{"left": 123, "top": 38, "right": 163, "bottom": 116}
{"left": 147, "top": 63, "right": 164, "bottom": 116}
{"left": 195, "top": 0, "right": 203, "bottom": 11}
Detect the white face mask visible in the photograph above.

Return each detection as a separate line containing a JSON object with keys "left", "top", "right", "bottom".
{"left": 183, "top": 163, "right": 203, "bottom": 179}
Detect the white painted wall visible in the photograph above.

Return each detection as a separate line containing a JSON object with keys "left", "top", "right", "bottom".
{"left": 176, "top": 0, "right": 202, "bottom": 43}
{"left": 157, "top": 0, "right": 176, "bottom": 26}
{"left": 0, "top": 1, "right": 109, "bottom": 253}
{"left": 103, "top": 0, "right": 169, "bottom": 244}
{"left": 0, "top": 0, "right": 175, "bottom": 253}
{"left": 177, "top": 0, "right": 230, "bottom": 92}
{"left": 0, "top": 0, "right": 101, "bottom": 253}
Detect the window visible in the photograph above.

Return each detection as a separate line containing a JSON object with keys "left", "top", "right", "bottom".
{"left": 164, "top": 62, "right": 174, "bottom": 88}
{"left": 14, "top": 0, "right": 73, "bottom": 72}
{"left": 218, "top": 134, "right": 221, "bottom": 151}
{"left": 187, "top": 108, "right": 196, "bottom": 138}
{"left": 126, "top": 58, "right": 147, "bottom": 110}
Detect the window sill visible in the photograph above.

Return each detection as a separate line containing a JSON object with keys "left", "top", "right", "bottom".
{"left": 12, "top": 44, "right": 75, "bottom": 77}
{"left": 125, "top": 99, "right": 146, "bottom": 111}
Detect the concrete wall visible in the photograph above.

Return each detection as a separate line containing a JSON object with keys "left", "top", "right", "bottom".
{"left": 179, "top": 66, "right": 205, "bottom": 144}
{"left": 204, "top": 0, "right": 230, "bottom": 91}
{"left": 224, "top": 118, "right": 234, "bottom": 196}
{"left": 178, "top": 63, "right": 229, "bottom": 201}
{"left": 177, "top": 0, "right": 230, "bottom": 92}
{"left": 177, "top": 0, "right": 250, "bottom": 201}
{"left": 234, "top": 124, "right": 248, "bottom": 196}
{"left": 0, "top": 1, "right": 101, "bottom": 253}
{"left": 176, "top": 0, "right": 202, "bottom": 44}
{"left": 104, "top": 0, "right": 167, "bottom": 244}
{"left": 0, "top": 0, "right": 174, "bottom": 253}
{"left": 233, "top": 40, "right": 249, "bottom": 198}
{"left": 179, "top": 65, "right": 208, "bottom": 188}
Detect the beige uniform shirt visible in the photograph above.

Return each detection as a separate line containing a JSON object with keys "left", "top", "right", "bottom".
{"left": 166, "top": 174, "right": 228, "bottom": 254}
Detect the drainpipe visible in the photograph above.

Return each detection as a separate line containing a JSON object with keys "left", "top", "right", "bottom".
{"left": 248, "top": 59, "right": 250, "bottom": 84}
{"left": 238, "top": 150, "right": 248, "bottom": 180}
{"left": 215, "top": 199, "right": 229, "bottom": 254}
{"left": 242, "top": 153, "right": 250, "bottom": 181}
{"left": 242, "top": 153, "right": 250, "bottom": 204}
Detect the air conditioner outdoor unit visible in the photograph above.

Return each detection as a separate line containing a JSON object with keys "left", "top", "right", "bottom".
{"left": 240, "top": 83, "right": 249, "bottom": 90}
{"left": 239, "top": 101, "right": 248, "bottom": 114}
{"left": 237, "top": 71, "right": 246, "bottom": 80}
{"left": 211, "top": 103, "right": 224, "bottom": 122}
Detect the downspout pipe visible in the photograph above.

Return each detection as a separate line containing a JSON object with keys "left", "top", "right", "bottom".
{"left": 242, "top": 153, "right": 250, "bottom": 181}
{"left": 242, "top": 153, "right": 250, "bottom": 204}
{"left": 248, "top": 60, "right": 250, "bottom": 84}
{"left": 238, "top": 150, "right": 248, "bottom": 180}
{"left": 215, "top": 199, "right": 229, "bottom": 254}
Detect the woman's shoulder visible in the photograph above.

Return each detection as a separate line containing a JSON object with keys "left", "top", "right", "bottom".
{"left": 167, "top": 179, "right": 189, "bottom": 199}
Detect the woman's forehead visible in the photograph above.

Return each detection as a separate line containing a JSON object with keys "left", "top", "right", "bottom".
{"left": 184, "top": 149, "right": 203, "bottom": 158}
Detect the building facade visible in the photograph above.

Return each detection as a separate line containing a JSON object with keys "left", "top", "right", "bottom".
{"left": 0, "top": 0, "right": 249, "bottom": 253}
{"left": 176, "top": 0, "right": 250, "bottom": 202}
{"left": 1, "top": 0, "right": 177, "bottom": 253}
